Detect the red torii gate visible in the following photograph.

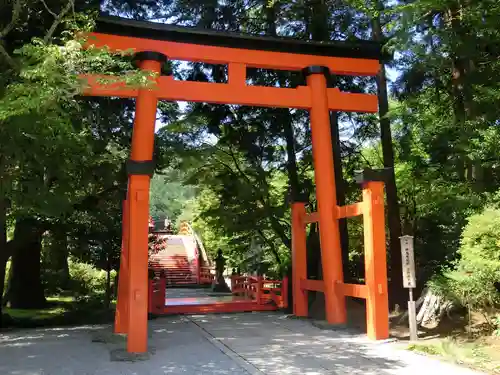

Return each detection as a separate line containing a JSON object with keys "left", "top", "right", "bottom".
{"left": 82, "top": 15, "right": 390, "bottom": 353}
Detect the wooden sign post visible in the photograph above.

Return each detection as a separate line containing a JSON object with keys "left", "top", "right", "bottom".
{"left": 400, "top": 235, "right": 418, "bottom": 341}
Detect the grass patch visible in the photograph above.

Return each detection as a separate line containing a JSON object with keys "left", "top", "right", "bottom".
{"left": 407, "top": 338, "right": 500, "bottom": 373}
{"left": 5, "top": 296, "right": 73, "bottom": 321}
{"left": 2, "top": 295, "right": 116, "bottom": 329}
{"left": 407, "top": 342, "right": 443, "bottom": 356}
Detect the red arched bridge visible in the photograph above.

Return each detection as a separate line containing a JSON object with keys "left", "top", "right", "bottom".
{"left": 147, "top": 220, "right": 288, "bottom": 315}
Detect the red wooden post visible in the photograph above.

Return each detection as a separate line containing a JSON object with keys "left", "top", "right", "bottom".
{"left": 147, "top": 279, "right": 154, "bottom": 314}
{"left": 237, "top": 276, "right": 243, "bottom": 295}
{"left": 256, "top": 276, "right": 263, "bottom": 305}
{"left": 363, "top": 181, "right": 389, "bottom": 340}
{"left": 148, "top": 275, "right": 166, "bottom": 315}
{"left": 281, "top": 276, "right": 289, "bottom": 309}
{"left": 230, "top": 275, "right": 235, "bottom": 293}
{"left": 115, "top": 198, "right": 129, "bottom": 334}
{"left": 157, "top": 274, "right": 166, "bottom": 314}
{"left": 126, "top": 52, "right": 165, "bottom": 353}
{"left": 161, "top": 275, "right": 167, "bottom": 302}
{"left": 247, "top": 277, "right": 252, "bottom": 299}
{"left": 291, "top": 202, "right": 308, "bottom": 317}
{"left": 195, "top": 248, "right": 201, "bottom": 284}
{"left": 306, "top": 66, "right": 346, "bottom": 325}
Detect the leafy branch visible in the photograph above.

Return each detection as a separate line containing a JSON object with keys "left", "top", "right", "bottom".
{"left": 0, "top": 0, "right": 22, "bottom": 38}
{"left": 0, "top": 0, "right": 23, "bottom": 69}
{"left": 43, "top": 0, "right": 75, "bottom": 43}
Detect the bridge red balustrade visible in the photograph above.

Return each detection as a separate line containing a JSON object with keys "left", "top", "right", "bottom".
{"left": 148, "top": 260, "right": 214, "bottom": 286}
{"left": 231, "top": 275, "right": 287, "bottom": 308}
{"left": 148, "top": 273, "right": 166, "bottom": 315}
{"left": 199, "top": 266, "right": 215, "bottom": 285}
{"left": 148, "top": 273, "right": 288, "bottom": 316}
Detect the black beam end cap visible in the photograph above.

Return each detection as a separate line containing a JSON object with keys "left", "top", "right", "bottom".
{"left": 354, "top": 167, "right": 392, "bottom": 184}
{"left": 132, "top": 51, "right": 168, "bottom": 66}
{"left": 291, "top": 193, "right": 309, "bottom": 204}
{"left": 302, "top": 66, "right": 330, "bottom": 78}
{"left": 126, "top": 160, "right": 156, "bottom": 176}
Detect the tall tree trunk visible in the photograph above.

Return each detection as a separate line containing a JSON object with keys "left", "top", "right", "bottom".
{"left": 372, "top": 6, "right": 404, "bottom": 307}
{"left": 264, "top": 1, "right": 297, "bottom": 312}
{"left": 4, "top": 218, "right": 46, "bottom": 309}
{"left": 307, "top": 221, "right": 327, "bottom": 319}
{"left": 200, "top": 0, "right": 217, "bottom": 29}
{"left": 282, "top": 111, "right": 302, "bottom": 202}
{"left": 3, "top": 265, "right": 13, "bottom": 307}
{"left": 105, "top": 252, "right": 111, "bottom": 309}
{"left": 50, "top": 227, "right": 70, "bottom": 289}
{"left": 0, "top": 197, "right": 7, "bottom": 324}
{"left": 447, "top": 4, "right": 473, "bottom": 123}
{"left": 306, "top": 222, "right": 321, "bottom": 280}
{"left": 264, "top": 0, "right": 277, "bottom": 36}
{"left": 445, "top": 5, "right": 477, "bottom": 186}
{"left": 264, "top": 2, "right": 302, "bottom": 203}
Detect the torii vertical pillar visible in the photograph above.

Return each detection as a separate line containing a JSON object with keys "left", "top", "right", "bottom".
{"left": 355, "top": 168, "right": 390, "bottom": 340}
{"left": 124, "top": 51, "right": 165, "bottom": 353}
{"left": 305, "top": 66, "right": 346, "bottom": 325}
{"left": 115, "top": 196, "right": 130, "bottom": 334}
{"left": 291, "top": 201, "right": 308, "bottom": 317}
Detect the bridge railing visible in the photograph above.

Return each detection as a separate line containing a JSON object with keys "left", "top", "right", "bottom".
{"left": 148, "top": 273, "right": 166, "bottom": 315}
{"left": 199, "top": 266, "right": 215, "bottom": 284}
{"left": 231, "top": 275, "right": 288, "bottom": 309}
{"left": 148, "top": 271, "right": 288, "bottom": 315}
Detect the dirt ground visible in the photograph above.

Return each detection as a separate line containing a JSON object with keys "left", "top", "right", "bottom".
{"left": 308, "top": 296, "right": 500, "bottom": 374}
{"left": 383, "top": 301, "right": 500, "bottom": 374}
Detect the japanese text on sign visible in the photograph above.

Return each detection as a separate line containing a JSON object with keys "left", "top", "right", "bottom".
{"left": 400, "top": 235, "right": 416, "bottom": 288}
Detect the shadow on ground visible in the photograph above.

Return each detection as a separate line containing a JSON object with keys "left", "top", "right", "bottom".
{"left": 0, "top": 311, "right": 484, "bottom": 375}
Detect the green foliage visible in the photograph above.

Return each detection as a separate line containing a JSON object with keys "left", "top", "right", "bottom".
{"left": 429, "top": 207, "right": 500, "bottom": 313}
{"left": 493, "top": 315, "right": 500, "bottom": 337}
{"left": 407, "top": 338, "right": 496, "bottom": 372}
{"left": 0, "top": 2, "right": 171, "bottom": 312}
{"left": 4, "top": 296, "right": 72, "bottom": 322}
{"left": 460, "top": 208, "right": 500, "bottom": 274}
{"left": 150, "top": 169, "right": 196, "bottom": 225}
{"left": 0, "top": 33, "right": 149, "bottom": 218}
{"left": 407, "top": 342, "right": 442, "bottom": 356}
{"left": 67, "top": 259, "right": 115, "bottom": 299}
{"left": 3, "top": 260, "right": 10, "bottom": 296}
{"left": 41, "top": 268, "right": 66, "bottom": 296}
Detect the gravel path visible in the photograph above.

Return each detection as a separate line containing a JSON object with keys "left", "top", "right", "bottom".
{"left": 0, "top": 311, "right": 486, "bottom": 375}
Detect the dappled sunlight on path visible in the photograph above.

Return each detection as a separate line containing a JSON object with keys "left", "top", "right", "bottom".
{"left": 0, "top": 312, "right": 486, "bottom": 374}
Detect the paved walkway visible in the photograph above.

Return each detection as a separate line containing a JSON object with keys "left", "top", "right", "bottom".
{"left": 165, "top": 287, "right": 246, "bottom": 307}
{"left": 0, "top": 312, "right": 484, "bottom": 375}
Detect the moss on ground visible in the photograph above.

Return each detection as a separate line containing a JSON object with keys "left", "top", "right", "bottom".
{"left": 2, "top": 296, "right": 116, "bottom": 329}
{"left": 407, "top": 338, "right": 500, "bottom": 374}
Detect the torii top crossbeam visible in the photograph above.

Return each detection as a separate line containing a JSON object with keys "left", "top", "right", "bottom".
{"left": 84, "top": 16, "right": 384, "bottom": 112}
